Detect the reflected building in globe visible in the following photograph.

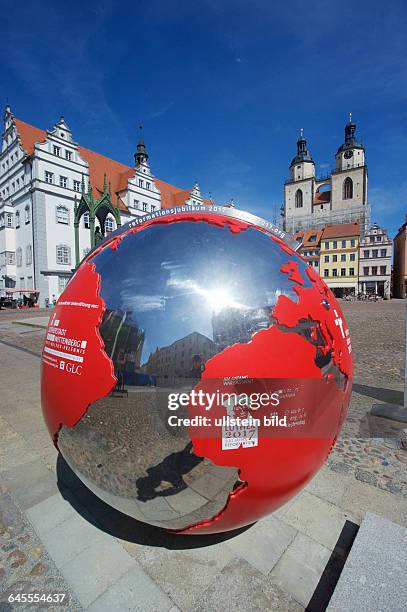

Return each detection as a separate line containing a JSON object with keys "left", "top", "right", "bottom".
{"left": 144, "top": 331, "right": 217, "bottom": 384}
{"left": 100, "top": 310, "right": 145, "bottom": 372}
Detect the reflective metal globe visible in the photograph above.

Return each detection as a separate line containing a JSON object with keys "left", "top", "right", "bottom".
{"left": 41, "top": 207, "right": 352, "bottom": 534}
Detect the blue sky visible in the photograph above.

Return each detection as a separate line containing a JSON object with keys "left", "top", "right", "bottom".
{"left": 1, "top": 0, "right": 406, "bottom": 238}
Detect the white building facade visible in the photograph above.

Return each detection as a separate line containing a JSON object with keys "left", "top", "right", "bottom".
{"left": 0, "top": 107, "right": 207, "bottom": 306}
{"left": 283, "top": 116, "right": 370, "bottom": 234}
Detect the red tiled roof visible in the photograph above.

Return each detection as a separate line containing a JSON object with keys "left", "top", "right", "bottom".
{"left": 294, "top": 229, "right": 323, "bottom": 247}
{"left": 313, "top": 191, "right": 331, "bottom": 204}
{"left": 322, "top": 222, "right": 360, "bottom": 239}
{"left": 13, "top": 117, "right": 205, "bottom": 213}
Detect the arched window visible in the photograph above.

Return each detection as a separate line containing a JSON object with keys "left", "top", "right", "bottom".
{"left": 16, "top": 247, "right": 22, "bottom": 267}
{"left": 15, "top": 211, "right": 20, "bottom": 228}
{"left": 343, "top": 177, "right": 353, "bottom": 200}
{"left": 25, "top": 205, "right": 30, "bottom": 224}
{"left": 56, "top": 205, "right": 69, "bottom": 224}
{"left": 105, "top": 215, "right": 115, "bottom": 234}
{"left": 56, "top": 244, "right": 71, "bottom": 265}
{"left": 83, "top": 212, "right": 90, "bottom": 229}
{"left": 295, "top": 189, "right": 303, "bottom": 208}
{"left": 26, "top": 245, "right": 32, "bottom": 265}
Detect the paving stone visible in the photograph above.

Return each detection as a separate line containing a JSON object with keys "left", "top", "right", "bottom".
{"left": 192, "top": 557, "right": 303, "bottom": 611}
{"left": 2, "top": 460, "right": 58, "bottom": 511}
{"left": 270, "top": 532, "right": 331, "bottom": 608}
{"left": 60, "top": 539, "right": 135, "bottom": 608}
{"left": 122, "top": 541, "right": 235, "bottom": 610}
{"left": 282, "top": 491, "right": 356, "bottom": 549}
{"left": 86, "top": 565, "right": 174, "bottom": 612}
{"left": 30, "top": 512, "right": 111, "bottom": 568}
{"left": 26, "top": 493, "right": 76, "bottom": 534}
{"left": 327, "top": 512, "right": 407, "bottom": 612}
{"left": 340, "top": 479, "right": 407, "bottom": 527}
{"left": 304, "top": 466, "right": 352, "bottom": 506}
{"left": 225, "top": 515, "right": 297, "bottom": 575}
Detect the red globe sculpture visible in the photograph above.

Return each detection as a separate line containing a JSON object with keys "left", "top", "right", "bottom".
{"left": 41, "top": 207, "right": 352, "bottom": 534}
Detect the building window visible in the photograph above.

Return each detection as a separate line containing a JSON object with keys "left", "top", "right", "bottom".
{"left": 324, "top": 242, "right": 329, "bottom": 249}
{"left": 349, "top": 268, "right": 355, "bottom": 276}
{"left": 15, "top": 211, "right": 20, "bottom": 228}
{"left": 341, "top": 240, "right": 346, "bottom": 248}
{"left": 309, "top": 234, "right": 316, "bottom": 242}
{"left": 133, "top": 199, "right": 140, "bottom": 208}
{"left": 332, "top": 255, "right": 337, "bottom": 262}
{"left": 341, "top": 254, "right": 346, "bottom": 262}
{"left": 324, "top": 255, "right": 329, "bottom": 263}
{"left": 371, "top": 266, "right": 378, "bottom": 275}
{"left": 380, "top": 265, "right": 386, "bottom": 274}
{"left": 60, "top": 176, "right": 68, "bottom": 188}
{"left": 45, "top": 171, "right": 54, "bottom": 184}
{"left": 364, "top": 250, "right": 369, "bottom": 258}
{"left": 73, "top": 180, "right": 81, "bottom": 192}
{"left": 380, "top": 249, "right": 386, "bottom": 257}
{"left": 105, "top": 216, "right": 114, "bottom": 234}
{"left": 350, "top": 253, "right": 355, "bottom": 261}
{"left": 295, "top": 189, "right": 303, "bottom": 208}
{"left": 324, "top": 269, "right": 329, "bottom": 277}
{"left": 139, "top": 179, "right": 144, "bottom": 188}
{"left": 53, "top": 145, "right": 61, "bottom": 156}
{"left": 25, "top": 206, "right": 30, "bottom": 224}
{"left": 314, "top": 260, "right": 319, "bottom": 267}
{"left": 142, "top": 202, "right": 148, "bottom": 212}
{"left": 363, "top": 267, "right": 369, "bottom": 275}
{"left": 56, "top": 245, "right": 71, "bottom": 265}
{"left": 333, "top": 241, "right": 337, "bottom": 249}
{"left": 146, "top": 181, "right": 151, "bottom": 190}
{"left": 83, "top": 212, "right": 90, "bottom": 228}
{"left": 372, "top": 249, "right": 378, "bottom": 258}
{"left": 151, "top": 205, "right": 156, "bottom": 212}
{"left": 6, "top": 213, "right": 13, "bottom": 228}
{"left": 16, "top": 247, "right": 22, "bottom": 267}
{"left": 65, "top": 150, "right": 72, "bottom": 161}
{"left": 341, "top": 268, "right": 346, "bottom": 276}
{"left": 20, "top": 277, "right": 25, "bottom": 288}
{"left": 6, "top": 252, "right": 15, "bottom": 265}
{"left": 58, "top": 276, "right": 69, "bottom": 292}
{"left": 343, "top": 177, "right": 353, "bottom": 199}
{"left": 350, "top": 239, "right": 355, "bottom": 247}
{"left": 332, "top": 269, "right": 337, "bottom": 277}
{"left": 56, "top": 205, "right": 69, "bottom": 224}
{"left": 26, "top": 245, "right": 32, "bottom": 265}
{"left": 370, "top": 236, "right": 375, "bottom": 243}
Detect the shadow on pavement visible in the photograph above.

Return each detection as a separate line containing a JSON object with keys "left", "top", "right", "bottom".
{"left": 353, "top": 383, "right": 403, "bottom": 406}
{"left": 56, "top": 453, "right": 252, "bottom": 549}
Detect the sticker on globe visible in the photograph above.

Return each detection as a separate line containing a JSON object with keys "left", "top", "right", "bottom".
{"left": 221, "top": 395, "right": 258, "bottom": 450}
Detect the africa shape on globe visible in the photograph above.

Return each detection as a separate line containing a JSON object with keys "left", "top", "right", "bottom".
{"left": 41, "top": 207, "right": 352, "bottom": 535}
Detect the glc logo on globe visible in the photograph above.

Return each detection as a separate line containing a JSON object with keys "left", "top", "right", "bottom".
{"left": 167, "top": 389, "right": 281, "bottom": 411}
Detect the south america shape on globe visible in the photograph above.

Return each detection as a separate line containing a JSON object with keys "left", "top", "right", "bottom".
{"left": 41, "top": 206, "right": 352, "bottom": 534}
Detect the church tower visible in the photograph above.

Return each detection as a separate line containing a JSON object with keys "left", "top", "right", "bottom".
{"left": 283, "top": 130, "right": 315, "bottom": 232}
{"left": 331, "top": 114, "right": 368, "bottom": 229}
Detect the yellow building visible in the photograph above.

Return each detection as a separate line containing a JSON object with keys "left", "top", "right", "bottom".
{"left": 320, "top": 223, "right": 360, "bottom": 297}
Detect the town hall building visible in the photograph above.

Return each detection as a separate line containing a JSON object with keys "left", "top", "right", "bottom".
{"left": 0, "top": 106, "right": 209, "bottom": 306}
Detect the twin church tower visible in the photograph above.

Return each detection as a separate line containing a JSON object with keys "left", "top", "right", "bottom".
{"left": 282, "top": 115, "right": 369, "bottom": 234}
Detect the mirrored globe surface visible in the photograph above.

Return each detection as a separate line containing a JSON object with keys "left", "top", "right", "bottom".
{"left": 41, "top": 207, "right": 353, "bottom": 534}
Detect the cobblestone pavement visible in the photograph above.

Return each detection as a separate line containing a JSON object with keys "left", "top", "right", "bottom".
{"left": 327, "top": 299, "right": 407, "bottom": 498}
{"left": 0, "top": 481, "right": 81, "bottom": 611}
